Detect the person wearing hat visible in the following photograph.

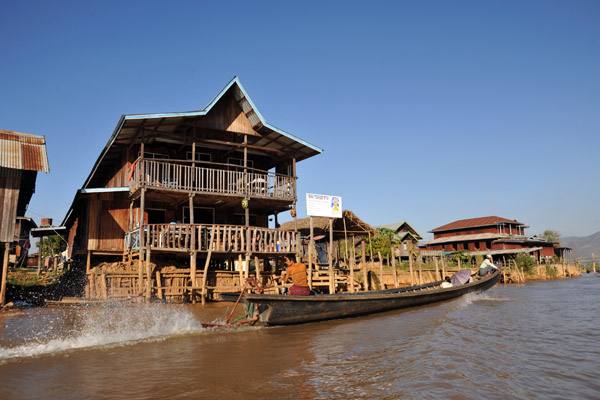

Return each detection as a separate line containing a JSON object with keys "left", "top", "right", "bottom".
{"left": 478, "top": 254, "right": 499, "bottom": 276}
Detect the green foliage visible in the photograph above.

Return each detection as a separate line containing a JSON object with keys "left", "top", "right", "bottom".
{"left": 36, "top": 235, "right": 67, "bottom": 257}
{"left": 515, "top": 253, "right": 536, "bottom": 274}
{"left": 545, "top": 265, "right": 558, "bottom": 278}
{"left": 474, "top": 255, "right": 484, "bottom": 266}
{"left": 451, "top": 250, "right": 471, "bottom": 265}
{"left": 538, "top": 229, "right": 561, "bottom": 244}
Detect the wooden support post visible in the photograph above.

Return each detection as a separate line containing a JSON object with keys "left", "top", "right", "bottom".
{"left": 86, "top": 250, "right": 91, "bottom": 274}
{"left": 138, "top": 188, "right": 146, "bottom": 294}
{"left": 145, "top": 245, "right": 151, "bottom": 301}
{"left": 309, "top": 217, "right": 314, "bottom": 289}
{"left": 88, "top": 273, "right": 95, "bottom": 298}
{"left": 434, "top": 257, "right": 440, "bottom": 280}
{"left": 440, "top": 255, "right": 446, "bottom": 279}
{"left": 350, "top": 237, "right": 356, "bottom": 292}
{"left": 408, "top": 253, "right": 414, "bottom": 285}
{"left": 101, "top": 273, "right": 108, "bottom": 299}
{"left": 201, "top": 250, "right": 212, "bottom": 305}
{"left": 361, "top": 240, "right": 368, "bottom": 291}
{"left": 156, "top": 270, "right": 163, "bottom": 300}
{"left": 328, "top": 218, "right": 334, "bottom": 294}
{"left": 245, "top": 253, "right": 251, "bottom": 280}
{"left": 255, "top": 256, "right": 261, "bottom": 282}
{"left": 238, "top": 254, "right": 244, "bottom": 288}
{"left": 378, "top": 251, "right": 384, "bottom": 290}
{"left": 0, "top": 243, "right": 9, "bottom": 306}
{"left": 418, "top": 255, "right": 423, "bottom": 285}
{"left": 190, "top": 251, "right": 197, "bottom": 303}
{"left": 392, "top": 245, "right": 398, "bottom": 288}
{"left": 38, "top": 239, "right": 43, "bottom": 277}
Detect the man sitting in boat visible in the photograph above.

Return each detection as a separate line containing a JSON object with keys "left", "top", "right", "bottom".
{"left": 282, "top": 254, "right": 311, "bottom": 295}
{"left": 478, "top": 254, "right": 499, "bottom": 276}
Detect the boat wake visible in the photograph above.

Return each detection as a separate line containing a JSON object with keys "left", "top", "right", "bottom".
{"left": 0, "top": 304, "right": 214, "bottom": 361}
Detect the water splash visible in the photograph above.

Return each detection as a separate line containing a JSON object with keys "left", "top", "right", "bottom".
{"left": 0, "top": 304, "right": 210, "bottom": 360}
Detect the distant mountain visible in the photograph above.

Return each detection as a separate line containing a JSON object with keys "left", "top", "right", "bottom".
{"left": 561, "top": 231, "right": 600, "bottom": 265}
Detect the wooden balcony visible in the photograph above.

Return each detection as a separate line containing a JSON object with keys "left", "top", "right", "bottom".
{"left": 129, "top": 158, "right": 295, "bottom": 201}
{"left": 125, "top": 223, "right": 299, "bottom": 254}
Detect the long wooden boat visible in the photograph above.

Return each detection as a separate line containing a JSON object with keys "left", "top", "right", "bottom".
{"left": 220, "top": 269, "right": 500, "bottom": 326}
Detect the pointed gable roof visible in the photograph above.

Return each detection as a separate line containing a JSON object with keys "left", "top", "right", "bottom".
{"left": 83, "top": 76, "right": 322, "bottom": 189}
{"left": 374, "top": 221, "right": 423, "bottom": 240}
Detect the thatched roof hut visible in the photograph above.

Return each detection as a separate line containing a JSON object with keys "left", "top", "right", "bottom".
{"left": 279, "top": 210, "right": 377, "bottom": 240}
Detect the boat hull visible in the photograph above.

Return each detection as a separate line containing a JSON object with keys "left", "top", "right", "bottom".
{"left": 223, "top": 270, "right": 500, "bottom": 326}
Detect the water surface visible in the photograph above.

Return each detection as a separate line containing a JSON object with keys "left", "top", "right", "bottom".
{"left": 1, "top": 275, "right": 599, "bottom": 399}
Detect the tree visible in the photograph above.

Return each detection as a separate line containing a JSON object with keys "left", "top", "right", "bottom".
{"left": 36, "top": 235, "right": 67, "bottom": 257}
{"left": 539, "top": 229, "right": 561, "bottom": 244}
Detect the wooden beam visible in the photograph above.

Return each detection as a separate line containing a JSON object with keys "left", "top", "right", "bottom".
{"left": 0, "top": 243, "right": 9, "bottom": 305}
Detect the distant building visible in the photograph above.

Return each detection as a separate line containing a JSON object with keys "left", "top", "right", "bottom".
{"left": 419, "top": 216, "right": 568, "bottom": 261}
{"left": 374, "top": 221, "right": 422, "bottom": 259}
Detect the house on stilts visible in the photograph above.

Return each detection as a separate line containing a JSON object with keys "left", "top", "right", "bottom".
{"left": 0, "top": 130, "right": 49, "bottom": 305}
{"left": 61, "top": 77, "right": 322, "bottom": 303}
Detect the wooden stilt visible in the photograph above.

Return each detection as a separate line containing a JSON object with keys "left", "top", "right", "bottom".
{"left": 361, "top": 240, "right": 368, "bottom": 291}
{"left": 145, "top": 245, "right": 151, "bottom": 301}
{"left": 201, "top": 251, "right": 212, "bottom": 305}
{"left": 190, "top": 251, "right": 197, "bottom": 303}
{"left": 0, "top": 243, "right": 9, "bottom": 305}
{"left": 38, "top": 239, "right": 43, "bottom": 278}
{"left": 156, "top": 271, "right": 163, "bottom": 300}
{"left": 255, "top": 256, "right": 261, "bottom": 282}
{"left": 378, "top": 251, "right": 384, "bottom": 290}
{"left": 392, "top": 245, "right": 398, "bottom": 288}
{"left": 409, "top": 253, "right": 415, "bottom": 286}
{"left": 86, "top": 250, "right": 91, "bottom": 274}
{"left": 328, "top": 218, "right": 334, "bottom": 294}
{"left": 309, "top": 217, "right": 314, "bottom": 289}
{"left": 101, "top": 273, "right": 108, "bottom": 299}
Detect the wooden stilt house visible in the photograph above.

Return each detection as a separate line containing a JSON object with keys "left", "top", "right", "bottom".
{"left": 62, "top": 77, "right": 322, "bottom": 302}
{"left": 0, "top": 130, "right": 49, "bottom": 305}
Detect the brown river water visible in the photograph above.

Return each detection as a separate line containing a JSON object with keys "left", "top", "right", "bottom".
{"left": 1, "top": 274, "right": 599, "bottom": 399}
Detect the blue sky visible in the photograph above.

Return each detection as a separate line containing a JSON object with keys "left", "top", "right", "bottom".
{"left": 1, "top": 0, "right": 598, "bottom": 240}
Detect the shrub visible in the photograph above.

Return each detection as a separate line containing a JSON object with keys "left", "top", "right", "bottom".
{"left": 545, "top": 265, "right": 558, "bottom": 278}
{"left": 515, "top": 253, "right": 536, "bottom": 275}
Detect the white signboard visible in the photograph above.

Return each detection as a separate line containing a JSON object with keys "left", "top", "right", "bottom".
{"left": 306, "top": 193, "right": 342, "bottom": 218}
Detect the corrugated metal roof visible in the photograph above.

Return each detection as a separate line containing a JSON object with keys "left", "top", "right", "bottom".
{"left": 468, "top": 247, "right": 542, "bottom": 256}
{"left": 81, "top": 76, "right": 322, "bottom": 190}
{"left": 0, "top": 130, "right": 50, "bottom": 172}
{"left": 424, "top": 232, "right": 508, "bottom": 245}
{"left": 374, "top": 221, "right": 423, "bottom": 239}
{"left": 431, "top": 216, "right": 527, "bottom": 232}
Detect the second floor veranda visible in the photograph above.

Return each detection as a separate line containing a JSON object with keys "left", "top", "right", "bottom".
{"left": 129, "top": 158, "right": 296, "bottom": 201}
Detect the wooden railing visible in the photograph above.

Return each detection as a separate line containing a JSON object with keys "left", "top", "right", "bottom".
{"left": 125, "top": 224, "right": 299, "bottom": 254}
{"left": 129, "top": 158, "right": 296, "bottom": 200}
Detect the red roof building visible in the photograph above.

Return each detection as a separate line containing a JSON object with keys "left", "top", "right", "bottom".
{"left": 419, "top": 216, "right": 567, "bottom": 261}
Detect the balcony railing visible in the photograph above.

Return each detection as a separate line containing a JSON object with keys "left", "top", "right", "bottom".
{"left": 125, "top": 224, "right": 299, "bottom": 254}
{"left": 129, "top": 158, "right": 295, "bottom": 200}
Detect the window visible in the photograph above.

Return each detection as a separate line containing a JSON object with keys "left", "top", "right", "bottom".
{"left": 147, "top": 209, "right": 166, "bottom": 224}
{"left": 233, "top": 213, "right": 257, "bottom": 226}
{"left": 187, "top": 152, "right": 211, "bottom": 162}
{"left": 139, "top": 151, "right": 168, "bottom": 159}
{"left": 183, "top": 207, "right": 214, "bottom": 224}
{"left": 228, "top": 158, "right": 253, "bottom": 168}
